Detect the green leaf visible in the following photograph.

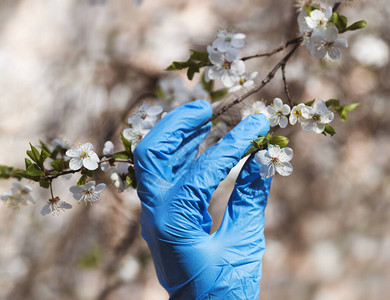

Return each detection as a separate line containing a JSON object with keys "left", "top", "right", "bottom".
{"left": 81, "top": 169, "right": 94, "bottom": 177}
{"left": 27, "top": 143, "right": 41, "bottom": 165}
{"left": 126, "top": 175, "right": 132, "bottom": 188}
{"left": 189, "top": 50, "right": 209, "bottom": 62}
{"left": 322, "top": 125, "right": 336, "bottom": 136}
{"left": 305, "top": 99, "right": 315, "bottom": 106}
{"left": 329, "top": 12, "right": 348, "bottom": 33}
{"left": 112, "top": 152, "right": 129, "bottom": 160}
{"left": 0, "top": 165, "right": 13, "bottom": 179}
{"left": 50, "top": 159, "right": 65, "bottom": 172}
{"left": 77, "top": 174, "right": 87, "bottom": 186}
{"left": 39, "top": 141, "right": 52, "bottom": 156}
{"left": 166, "top": 50, "right": 210, "bottom": 80}
{"left": 39, "top": 179, "right": 50, "bottom": 189}
{"left": 244, "top": 134, "right": 270, "bottom": 157}
{"left": 346, "top": 20, "right": 367, "bottom": 31}
{"left": 201, "top": 72, "right": 213, "bottom": 92}
{"left": 210, "top": 89, "right": 229, "bottom": 102}
{"left": 269, "top": 136, "right": 289, "bottom": 148}
{"left": 121, "top": 133, "right": 132, "bottom": 155}
{"left": 340, "top": 103, "right": 359, "bottom": 121}
{"left": 25, "top": 158, "right": 32, "bottom": 169}
{"left": 127, "top": 166, "right": 137, "bottom": 189}
{"left": 187, "top": 65, "right": 199, "bottom": 80}
{"left": 325, "top": 99, "right": 340, "bottom": 109}
{"left": 26, "top": 164, "right": 45, "bottom": 177}
{"left": 40, "top": 148, "right": 51, "bottom": 163}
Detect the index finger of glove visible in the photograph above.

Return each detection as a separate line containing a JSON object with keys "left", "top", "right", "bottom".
{"left": 134, "top": 100, "right": 212, "bottom": 184}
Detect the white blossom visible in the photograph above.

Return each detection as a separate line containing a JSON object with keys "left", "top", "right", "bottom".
{"left": 301, "top": 99, "right": 334, "bottom": 133}
{"left": 123, "top": 124, "right": 149, "bottom": 152}
{"left": 41, "top": 197, "right": 72, "bottom": 216}
{"left": 206, "top": 46, "right": 245, "bottom": 88}
{"left": 212, "top": 29, "right": 246, "bottom": 53}
{"left": 310, "top": 27, "right": 348, "bottom": 60}
{"left": 289, "top": 103, "right": 314, "bottom": 125}
{"left": 66, "top": 142, "right": 100, "bottom": 171}
{"left": 266, "top": 98, "right": 291, "bottom": 128}
{"left": 69, "top": 181, "right": 106, "bottom": 205}
{"left": 1, "top": 181, "right": 34, "bottom": 209}
{"left": 305, "top": 7, "right": 332, "bottom": 30}
{"left": 128, "top": 103, "right": 163, "bottom": 130}
{"left": 255, "top": 145, "right": 293, "bottom": 178}
{"left": 229, "top": 72, "right": 258, "bottom": 93}
{"left": 241, "top": 100, "right": 267, "bottom": 120}
{"left": 110, "top": 162, "right": 129, "bottom": 192}
{"left": 100, "top": 141, "right": 114, "bottom": 172}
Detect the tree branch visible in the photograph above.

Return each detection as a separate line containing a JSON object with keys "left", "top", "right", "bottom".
{"left": 210, "top": 42, "right": 301, "bottom": 121}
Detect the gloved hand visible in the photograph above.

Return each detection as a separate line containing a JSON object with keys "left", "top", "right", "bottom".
{"left": 134, "top": 100, "right": 271, "bottom": 299}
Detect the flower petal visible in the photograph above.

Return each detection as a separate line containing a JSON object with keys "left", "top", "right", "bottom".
{"left": 260, "top": 163, "right": 275, "bottom": 178}
{"left": 83, "top": 157, "right": 99, "bottom": 170}
{"left": 69, "top": 158, "right": 83, "bottom": 170}
{"left": 41, "top": 204, "right": 52, "bottom": 216}
{"left": 255, "top": 150, "right": 272, "bottom": 165}
{"left": 94, "top": 183, "right": 106, "bottom": 192}
{"left": 279, "top": 115, "right": 289, "bottom": 128}
{"left": 268, "top": 145, "right": 281, "bottom": 157}
{"left": 66, "top": 148, "right": 81, "bottom": 158}
{"left": 279, "top": 147, "right": 293, "bottom": 162}
{"left": 276, "top": 161, "right": 293, "bottom": 176}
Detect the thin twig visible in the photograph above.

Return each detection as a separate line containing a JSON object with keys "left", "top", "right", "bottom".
{"left": 241, "top": 37, "right": 302, "bottom": 61}
{"left": 281, "top": 62, "right": 293, "bottom": 106}
{"left": 210, "top": 42, "right": 301, "bottom": 121}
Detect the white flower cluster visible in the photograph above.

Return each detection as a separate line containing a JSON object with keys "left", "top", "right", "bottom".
{"left": 206, "top": 29, "right": 257, "bottom": 92}
{"left": 1, "top": 181, "right": 34, "bottom": 209}
{"left": 123, "top": 104, "right": 163, "bottom": 151}
{"left": 263, "top": 98, "right": 334, "bottom": 133}
{"left": 100, "top": 141, "right": 131, "bottom": 193}
{"left": 242, "top": 97, "right": 334, "bottom": 178}
{"left": 298, "top": 5, "right": 348, "bottom": 60}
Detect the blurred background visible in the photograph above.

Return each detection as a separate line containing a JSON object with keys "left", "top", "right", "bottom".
{"left": 0, "top": 0, "right": 389, "bottom": 299}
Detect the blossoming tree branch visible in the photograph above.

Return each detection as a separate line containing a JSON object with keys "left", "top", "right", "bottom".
{"left": 0, "top": 0, "right": 366, "bottom": 215}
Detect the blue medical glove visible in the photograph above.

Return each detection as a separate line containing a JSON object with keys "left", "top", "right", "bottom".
{"left": 134, "top": 100, "right": 271, "bottom": 299}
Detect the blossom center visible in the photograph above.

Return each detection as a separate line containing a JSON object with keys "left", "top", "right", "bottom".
{"left": 222, "top": 60, "right": 231, "bottom": 69}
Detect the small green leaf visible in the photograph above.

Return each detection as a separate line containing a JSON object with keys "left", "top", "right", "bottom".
{"left": 329, "top": 12, "right": 348, "bottom": 33}
{"left": 189, "top": 50, "right": 209, "bottom": 62}
{"left": 244, "top": 135, "right": 270, "bottom": 157}
{"left": 121, "top": 133, "right": 132, "bottom": 155}
{"left": 340, "top": 103, "right": 359, "bottom": 121}
{"left": 39, "top": 179, "right": 50, "bottom": 189}
{"left": 187, "top": 65, "right": 199, "bottom": 80}
{"left": 25, "top": 158, "right": 32, "bottom": 169}
{"left": 210, "top": 89, "right": 229, "bottom": 102}
{"left": 325, "top": 99, "right": 340, "bottom": 109}
{"left": 125, "top": 175, "right": 132, "bottom": 187}
{"left": 39, "top": 141, "right": 52, "bottom": 156}
{"left": 81, "top": 169, "right": 94, "bottom": 177}
{"left": 201, "top": 72, "right": 213, "bottom": 92}
{"left": 112, "top": 152, "right": 129, "bottom": 160}
{"left": 77, "top": 174, "right": 87, "bottom": 186}
{"left": 0, "top": 165, "right": 13, "bottom": 179}
{"left": 305, "top": 99, "right": 315, "bottom": 106}
{"left": 323, "top": 125, "right": 336, "bottom": 136}
{"left": 269, "top": 136, "right": 289, "bottom": 148}
{"left": 26, "top": 164, "right": 45, "bottom": 177}
{"left": 346, "top": 20, "right": 367, "bottom": 31}
{"left": 40, "top": 149, "right": 51, "bottom": 162}
{"left": 127, "top": 166, "right": 137, "bottom": 189}
{"left": 50, "top": 159, "right": 65, "bottom": 172}
{"left": 27, "top": 143, "right": 41, "bottom": 165}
